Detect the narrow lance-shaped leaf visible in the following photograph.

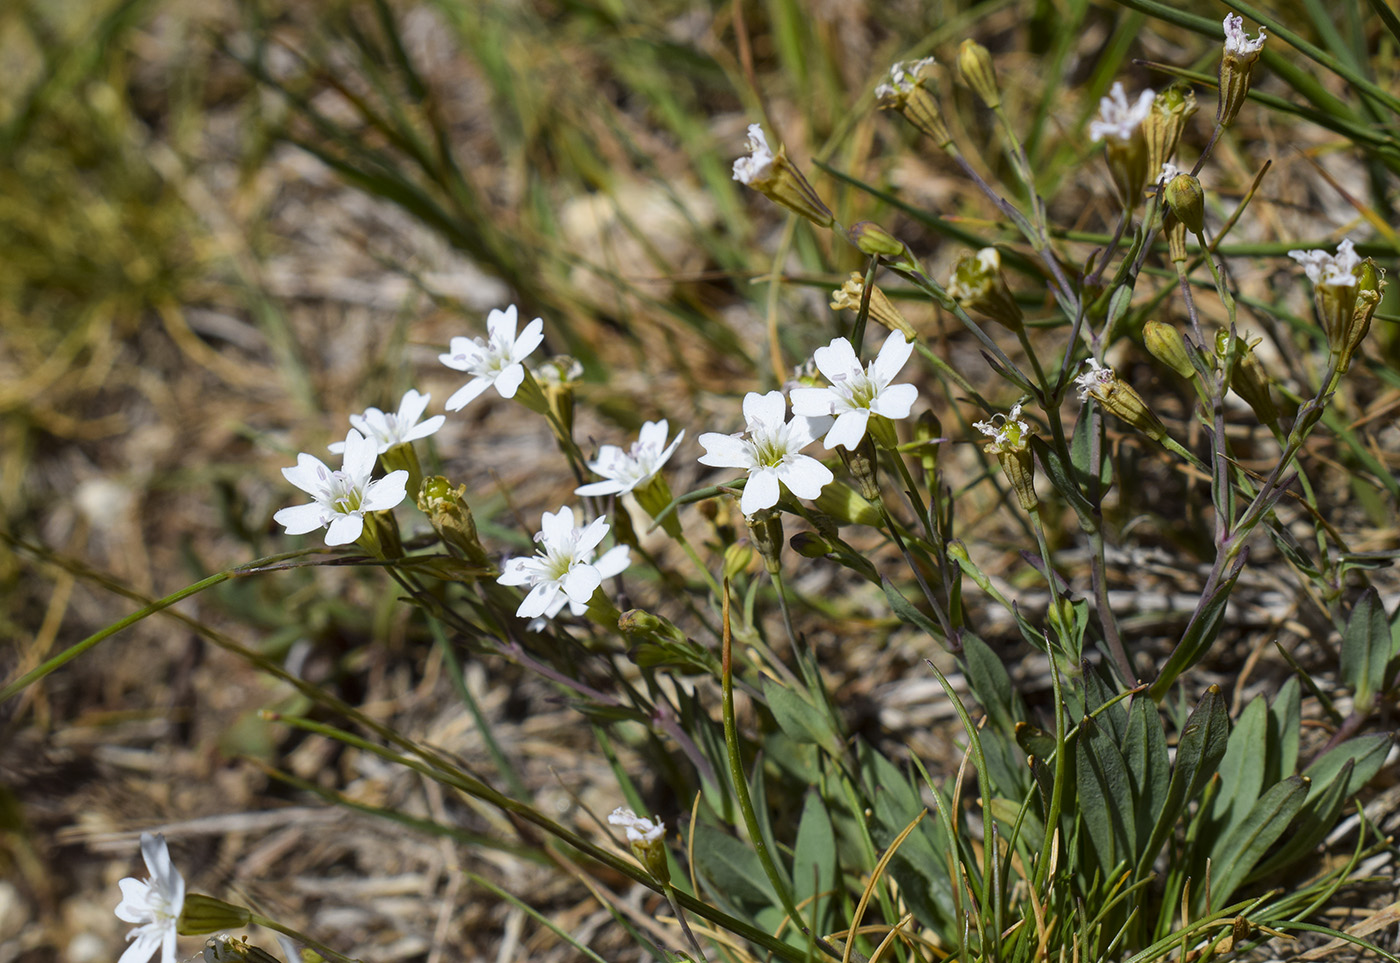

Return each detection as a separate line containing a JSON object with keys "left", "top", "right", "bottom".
{"left": 1206, "top": 775, "right": 1309, "bottom": 912}
{"left": 1341, "top": 586, "right": 1390, "bottom": 714}
{"left": 1076, "top": 714, "right": 1137, "bottom": 877}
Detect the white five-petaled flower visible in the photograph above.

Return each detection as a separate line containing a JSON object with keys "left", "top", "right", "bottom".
{"left": 1075, "top": 357, "right": 1117, "bottom": 402}
{"left": 1089, "top": 81, "right": 1155, "bottom": 143}
{"left": 575, "top": 420, "right": 685, "bottom": 497}
{"left": 789, "top": 331, "right": 918, "bottom": 450}
{"left": 439, "top": 305, "right": 545, "bottom": 411}
{"left": 608, "top": 807, "right": 665, "bottom": 844}
{"left": 274, "top": 429, "right": 409, "bottom": 546}
{"left": 497, "top": 506, "right": 631, "bottom": 620}
{"left": 1288, "top": 238, "right": 1360, "bottom": 287}
{"left": 328, "top": 389, "right": 445, "bottom": 455}
{"left": 1223, "top": 13, "right": 1266, "bottom": 55}
{"left": 874, "top": 56, "right": 936, "bottom": 99}
{"left": 697, "top": 390, "right": 834, "bottom": 516}
{"left": 732, "top": 123, "right": 775, "bottom": 185}
{"left": 114, "top": 832, "right": 185, "bottom": 963}
{"left": 974, "top": 402, "right": 1031, "bottom": 453}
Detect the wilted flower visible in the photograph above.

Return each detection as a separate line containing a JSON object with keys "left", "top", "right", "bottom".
{"left": 731, "top": 123, "right": 836, "bottom": 227}
{"left": 1219, "top": 14, "right": 1266, "bottom": 126}
{"left": 439, "top": 305, "right": 545, "bottom": 411}
{"left": 974, "top": 403, "right": 1036, "bottom": 510}
{"left": 115, "top": 833, "right": 185, "bottom": 963}
{"left": 608, "top": 807, "right": 665, "bottom": 844}
{"left": 789, "top": 332, "right": 918, "bottom": 450}
{"left": 1075, "top": 359, "right": 1168, "bottom": 441}
{"left": 576, "top": 420, "right": 685, "bottom": 497}
{"left": 1089, "top": 81, "right": 1155, "bottom": 143}
{"left": 1288, "top": 239, "right": 1361, "bottom": 287}
{"left": 328, "top": 389, "right": 444, "bottom": 455}
{"left": 874, "top": 56, "right": 937, "bottom": 101}
{"left": 274, "top": 429, "right": 409, "bottom": 546}
{"left": 697, "top": 390, "right": 833, "bottom": 515}
{"left": 497, "top": 506, "right": 630, "bottom": 620}
{"left": 1223, "top": 13, "right": 1266, "bottom": 56}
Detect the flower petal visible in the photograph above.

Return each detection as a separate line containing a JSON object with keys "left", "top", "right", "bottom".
{"left": 497, "top": 556, "right": 535, "bottom": 587}
{"left": 324, "top": 514, "right": 364, "bottom": 546}
{"left": 575, "top": 478, "right": 627, "bottom": 496}
{"left": 340, "top": 430, "right": 376, "bottom": 482}
{"left": 540, "top": 506, "right": 577, "bottom": 545}
{"left": 487, "top": 304, "right": 519, "bottom": 341}
{"left": 871, "top": 330, "right": 914, "bottom": 384}
{"left": 512, "top": 317, "right": 545, "bottom": 361}
{"left": 396, "top": 389, "right": 430, "bottom": 425}
{"left": 274, "top": 502, "right": 328, "bottom": 536}
{"left": 870, "top": 382, "right": 917, "bottom": 419}
{"left": 789, "top": 386, "right": 838, "bottom": 418}
{"left": 742, "top": 390, "right": 787, "bottom": 428}
{"left": 740, "top": 468, "right": 780, "bottom": 514}
{"left": 812, "top": 337, "right": 860, "bottom": 381}
{"left": 494, "top": 363, "right": 525, "bottom": 399}
{"left": 517, "top": 581, "right": 558, "bottom": 618}
{"left": 282, "top": 454, "right": 332, "bottom": 496}
{"left": 574, "top": 516, "right": 610, "bottom": 556}
{"left": 439, "top": 338, "right": 483, "bottom": 371}
{"left": 362, "top": 471, "right": 408, "bottom": 512}
{"left": 561, "top": 563, "right": 603, "bottom": 603}
{"left": 593, "top": 544, "right": 631, "bottom": 580}
{"left": 118, "top": 929, "right": 162, "bottom": 963}
{"left": 776, "top": 455, "right": 834, "bottom": 500}
{"left": 446, "top": 377, "right": 491, "bottom": 411}
{"left": 638, "top": 420, "right": 668, "bottom": 448}
{"left": 697, "top": 432, "right": 751, "bottom": 469}
{"left": 403, "top": 414, "right": 446, "bottom": 443}
{"left": 823, "top": 410, "right": 870, "bottom": 450}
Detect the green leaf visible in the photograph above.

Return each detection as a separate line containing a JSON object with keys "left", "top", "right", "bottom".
{"left": 1148, "top": 574, "right": 1240, "bottom": 701}
{"left": 1207, "top": 776, "right": 1309, "bottom": 911}
{"left": 1122, "top": 695, "right": 1170, "bottom": 852}
{"left": 962, "top": 632, "right": 1021, "bottom": 734}
{"left": 1206, "top": 695, "right": 1269, "bottom": 844}
{"left": 692, "top": 823, "right": 780, "bottom": 911}
{"left": 1070, "top": 407, "right": 1113, "bottom": 494}
{"left": 1076, "top": 714, "right": 1136, "bottom": 876}
{"left": 1082, "top": 660, "right": 1129, "bottom": 742}
{"left": 1247, "top": 761, "right": 1353, "bottom": 882}
{"left": 1341, "top": 586, "right": 1390, "bottom": 713}
{"left": 1136, "top": 686, "right": 1230, "bottom": 877}
{"left": 762, "top": 679, "right": 842, "bottom": 758}
{"left": 881, "top": 576, "right": 944, "bottom": 644}
{"left": 792, "top": 791, "right": 837, "bottom": 935}
{"left": 1302, "top": 733, "right": 1393, "bottom": 807}
{"left": 1267, "top": 677, "right": 1302, "bottom": 785}
{"left": 1029, "top": 435, "right": 1097, "bottom": 529}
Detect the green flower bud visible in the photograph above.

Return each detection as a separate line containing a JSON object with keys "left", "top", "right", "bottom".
{"left": 789, "top": 531, "right": 831, "bottom": 559}
{"left": 848, "top": 221, "right": 906, "bottom": 259}
{"left": 722, "top": 541, "right": 755, "bottom": 581}
{"left": 178, "top": 894, "right": 251, "bottom": 935}
{"left": 1075, "top": 360, "right": 1170, "bottom": 442}
{"left": 1164, "top": 172, "right": 1205, "bottom": 234}
{"left": 1215, "top": 330, "right": 1278, "bottom": 425}
{"left": 957, "top": 39, "right": 1001, "bottom": 109}
{"left": 1340, "top": 258, "right": 1385, "bottom": 373}
{"left": 417, "top": 476, "right": 492, "bottom": 568}
{"left": 1144, "top": 320, "right": 1196, "bottom": 379}
{"left": 1162, "top": 209, "right": 1188, "bottom": 263}
{"left": 947, "top": 247, "right": 1023, "bottom": 331}
{"left": 811, "top": 481, "right": 883, "bottom": 527}
{"left": 618, "top": 608, "right": 686, "bottom": 644}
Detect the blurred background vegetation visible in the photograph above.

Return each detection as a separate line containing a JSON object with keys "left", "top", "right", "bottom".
{"left": 1, "top": 0, "right": 1397, "bottom": 959}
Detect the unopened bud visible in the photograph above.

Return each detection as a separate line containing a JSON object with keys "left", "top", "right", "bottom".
{"left": 732, "top": 123, "right": 836, "bottom": 228}
{"left": 947, "top": 247, "right": 1023, "bottom": 331}
{"left": 1218, "top": 14, "right": 1266, "bottom": 128}
{"left": 913, "top": 410, "right": 943, "bottom": 477}
{"left": 619, "top": 608, "right": 686, "bottom": 644}
{"left": 875, "top": 58, "right": 954, "bottom": 149}
{"left": 1143, "top": 84, "right": 1197, "bottom": 177}
{"left": 746, "top": 510, "right": 784, "bottom": 574}
{"left": 848, "top": 221, "right": 907, "bottom": 259}
{"left": 1075, "top": 360, "right": 1169, "bottom": 442}
{"left": 811, "top": 481, "right": 882, "bottom": 527}
{"left": 1215, "top": 329, "right": 1277, "bottom": 425}
{"left": 831, "top": 273, "right": 918, "bottom": 340}
{"left": 1340, "top": 258, "right": 1385, "bottom": 373}
{"left": 1164, "top": 172, "right": 1205, "bottom": 234}
{"left": 1163, "top": 209, "right": 1188, "bottom": 263}
{"left": 789, "top": 531, "right": 830, "bottom": 559}
{"left": 178, "top": 894, "right": 251, "bottom": 935}
{"left": 1144, "top": 320, "right": 1196, "bottom": 379}
{"left": 957, "top": 40, "right": 1000, "bottom": 109}
{"left": 722, "top": 541, "right": 754, "bottom": 580}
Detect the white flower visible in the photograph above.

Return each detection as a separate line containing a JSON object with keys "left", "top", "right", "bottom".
{"left": 274, "top": 429, "right": 409, "bottom": 546}
{"left": 974, "top": 402, "right": 1031, "bottom": 452}
{"left": 697, "top": 390, "right": 834, "bottom": 515}
{"left": 789, "top": 331, "right": 918, "bottom": 450}
{"left": 1089, "top": 81, "right": 1155, "bottom": 143}
{"left": 114, "top": 832, "right": 185, "bottom": 963}
{"left": 875, "top": 56, "right": 936, "bottom": 99}
{"left": 439, "top": 305, "right": 545, "bottom": 411}
{"left": 497, "top": 506, "right": 631, "bottom": 619}
{"left": 328, "top": 389, "right": 445, "bottom": 455}
{"left": 1223, "top": 14, "right": 1266, "bottom": 55}
{"left": 1075, "top": 357, "right": 1117, "bottom": 402}
{"left": 1288, "top": 238, "right": 1360, "bottom": 287}
{"left": 575, "top": 420, "right": 685, "bottom": 497}
{"left": 1157, "top": 161, "right": 1183, "bottom": 185}
{"left": 732, "top": 123, "right": 775, "bottom": 185}
{"left": 608, "top": 807, "right": 665, "bottom": 844}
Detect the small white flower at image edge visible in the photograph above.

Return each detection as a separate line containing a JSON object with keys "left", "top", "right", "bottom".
{"left": 608, "top": 806, "right": 665, "bottom": 844}
{"left": 696, "top": 390, "right": 834, "bottom": 515}
{"left": 575, "top": 420, "right": 685, "bottom": 497}
{"left": 274, "top": 429, "right": 409, "bottom": 546}
{"left": 439, "top": 304, "right": 545, "bottom": 411}
{"left": 496, "top": 506, "right": 631, "bottom": 620}
{"left": 114, "top": 832, "right": 185, "bottom": 963}
{"left": 328, "top": 388, "right": 445, "bottom": 455}
{"left": 789, "top": 331, "right": 918, "bottom": 450}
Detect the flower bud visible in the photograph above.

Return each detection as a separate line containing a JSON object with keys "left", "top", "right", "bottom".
{"left": 1143, "top": 84, "right": 1197, "bottom": 177}
{"left": 1215, "top": 329, "right": 1278, "bottom": 425}
{"left": 1289, "top": 239, "right": 1362, "bottom": 359}
{"left": 1164, "top": 172, "right": 1205, "bottom": 234}
{"left": 1218, "top": 14, "right": 1266, "bottom": 128}
{"left": 1075, "top": 360, "right": 1169, "bottom": 442}
{"left": 875, "top": 58, "right": 954, "bottom": 149}
{"left": 839, "top": 441, "right": 882, "bottom": 501}
{"left": 848, "top": 221, "right": 906, "bottom": 259}
{"left": 618, "top": 608, "right": 686, "bottom": 644}
{"left": 1143, "top": 320, "right": 1196, "bottom": 379}
{"left": 746, "top": 509, "right": 784, "bottom": 574}
{"left": 178, "top": 894, "right": 251, "bottom": 935}
{"left": 830, "top": 273, "right": 918, "bottom": 341}
{"left": 1339, "top": 258, "right": 1385, "bottom": 373}
{"left": 957, "top": 40, "right": 1001, "bottom": 109}
{"left": 732, "top": 123, "right": 836, "bottom": 228}
{"left": 947, "top": 247, "right": 1023, "bottom": 332}
{"left": 913, "top": 409, "right": 943, "bottom": 477}
{"left": 789, "top": 531, "right": 831, "bottom": 559}
{"left": 418, "top": 476, "right": 492, "bottom": 568}
{"left": 202, "top": 935, "right": 283, "bottom": 963}
{"left": 722, "top": 541, "right": 755, "bottom": 580}
{"left": 811, "top": 481, "right": 883, "bottom": 527}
